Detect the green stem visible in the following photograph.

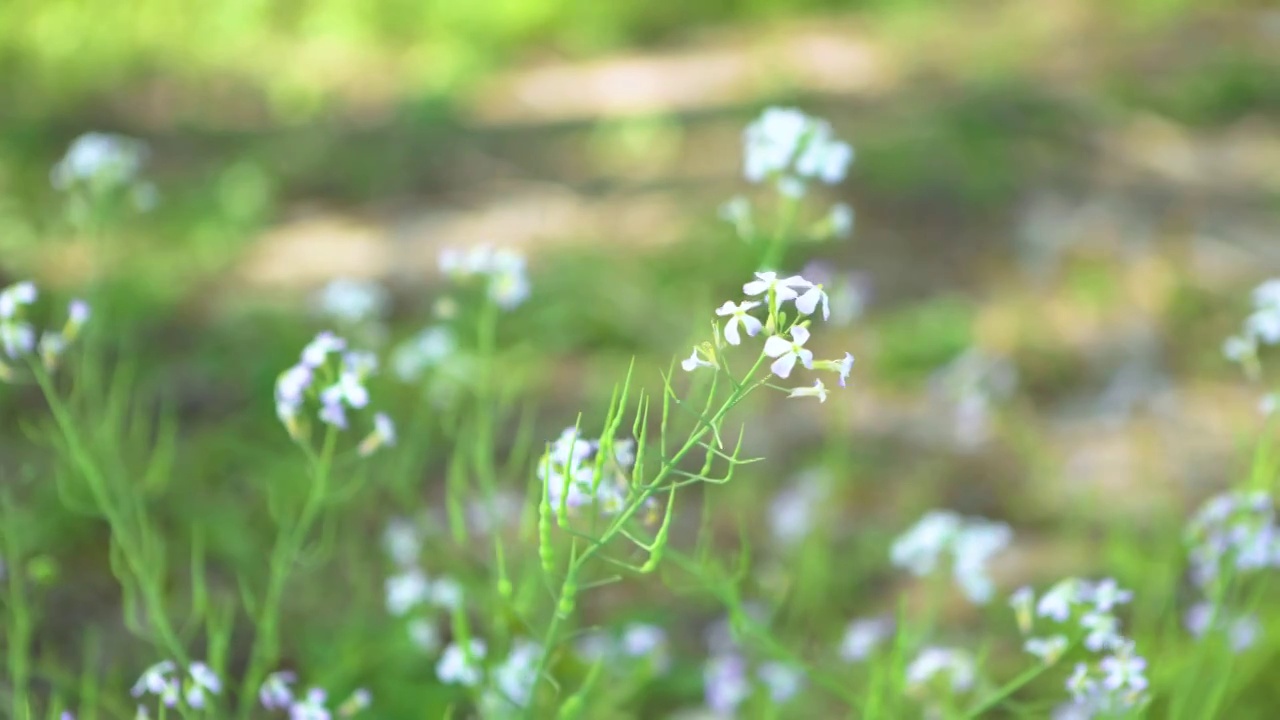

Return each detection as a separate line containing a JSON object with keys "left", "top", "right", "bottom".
{"left": 1, "top": 494, "right": 33, "bottom": 718}
{"left": 759, "top": 194, "right": 801, "bottom": 271}
{"left": 238, "top": 427, "right": 337, "bottom": 718}
{"left": 32, "top": 366, "right": 188, "bottom": 665}
{"left": 529, "top": 353, "right": 770, "bottom": 718}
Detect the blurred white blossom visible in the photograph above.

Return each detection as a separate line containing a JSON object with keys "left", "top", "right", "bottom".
{"left": 891, "top": 511, "right": 1011, "bottom": 604}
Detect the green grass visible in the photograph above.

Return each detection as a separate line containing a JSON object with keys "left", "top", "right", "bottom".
{"left": 3, "top": 2, "right": 1280, "bottom": 718}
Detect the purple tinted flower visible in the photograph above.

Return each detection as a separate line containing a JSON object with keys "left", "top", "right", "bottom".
{"left": 260, "top": 671, "right": 296, "bottom": 710}
{"left": 704, "top": 654, "right": 750, "bottom": 715}
{"left": 301, "top": 332, "right": 346, "bottom": 368}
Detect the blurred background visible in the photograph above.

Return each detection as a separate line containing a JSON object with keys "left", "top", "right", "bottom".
{"left": 3, "top": 0, "right": 1280, "bottom": 715}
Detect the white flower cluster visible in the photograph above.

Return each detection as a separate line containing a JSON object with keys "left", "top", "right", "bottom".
{"left": 930, "top": 348, "right": 1017, "bottom": 451}
{"left": 698, "top": 608, "right": 806, "bottom": 715}
{"left": 766, "top": 469, "right": 830, "bottom": 548}
{"left": 51, "top": 132, "right": 148, "bottom": 190}
{"left": 379, "top": 518, "right": 466, "bottom": 655}
{"left": 1008, "top": 578, "right": 1149, "bottom": 717}
{"left": 702, "top": 652, "right": 805, "bottom": 716}
{"left": 742, "top": 108, "right": 854, "bottom": 197}
{"left": 905, "top": 646, "right": 977, "bottom": 696}
{"left": 0, "top": 281, "right": 90, "bottom": 380}
{"left": 575, "top": 622, "right": 672, "bottom": 674}
{"left": 1186, "top": 491, "right": 1280, "bottom": 589}
{"left": 1180, "top": 491, "right": 1279, "bottom": 653}
{"left": 683, "top": 271, "right": 855, "bottom": 403}
{"left": 838, "top": 616, "right": 895, "bottom": 663}
{"left": 130, "top": 661, "right": 221, "bottom": 713}
{"left": 1224, "top": 278, "right": 1280, "bottom": 368}
{"left": 391, "top": 325, "right": 457, "bottom": 382}
{"left": 537, "top": 428, "right": 639, "bottom": 518}
{"left": 312, "top": 278, "right": 390, "bottom": 327}
{"left": 258, "top": 671, "right": 370, "bottom": 719}
{"left": 436, "top": 638, "right": 543, "bottom": 717}
{"left": 51, "top": 132, "right": 157, "bottom": 210}
{"left": 274, "top": 332, "right": 395, "bottom": 455}
{"left": 890, "top": 510, "right": 1012, "bottom": 604}
{"left": 439, "top": 246, "right": 531, "bottom": 311}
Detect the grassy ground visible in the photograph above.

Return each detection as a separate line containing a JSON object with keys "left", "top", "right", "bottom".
{"left": 2, "top": 1, "right": 1280, "bottom": 718}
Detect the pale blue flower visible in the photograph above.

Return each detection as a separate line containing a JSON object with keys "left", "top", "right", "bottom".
{"left": 1223, "top": 334, "right": 1256, "bottom": 363}
{"left": 379, "top": 534, "right": 423, "bottom": 589}
{"left": 437, "top": 640, "right": 487, "bottom": 687}
{"left": 743, "top": 108, "right": 810, "bottom": 183}
{"left": 1253, "top": 279, "right": 1280, "bottom": 309}
{"left": 621, "top": 624, "right": 670, "bottom": 671}
{"left": 1037, "top": 579, "right": 1083, "bottom": 622}
{"left": 337, "top": 689, "right": 371, "bottom": 717}
{"left": 1081, "top": 612, "right": 1123, "bottom": 652}
{"left": 131, "top": 661, "right": 177, "bottom": 701}
{"left": 492, "top": 640, "right": 541, "bottom": 709}
{"left": 715, "top": 301, "right": 763, "bottom": 345}
{"left": 1083, "top": 578, "right": 1133, "bottom": 613}
{"left": 794, "top": 283, "right": 830, "bottom": 320}
{"left": 429, "top": 576, "right": 463, "bottom": 611}
{"left": 763, "top": 325, "right": 813, "bottom": 379}
{"left": 1, "top": 321, "right": 35, "bottom": 359}
{"left": 408, "top": 619, "right": 440, "bottom": 653}
{"left": 828, "top": 203, "right": 855, "bottom": 239}
{"left": 51, "top": 133, "right": 148, "bottom": 190}
{"left": 768, "top": 470, "right": 828, "bottom": 546}
{"left": 952, "top": 520, "right": 1012, "bottom": 603}
{"left": 757, "top": 662, "right": 804, "bottom": 703}
{"left": 839, "top": 617, "right": 893, "bottom": 662}
{"left": 1099, "top": 646, "right": 1147, "bottom": 694}
{"left": 742, "top": 107, "right": 854, "bottom": 190}
{"left": 301, "top": 332, "right": 347, "bottom": 368}
{"left": 906, "top": 647, "right": 975, "bottom": 693}
{"left": 318, "top": 398, "right": 347, "bottom": 429}
{"left": 1009, "top": 586, "right": 1035, "bottom": 633}
{"left": 184, "top": 663, "right": 221, "bottom": 709}
{"left": 1025, "top": 635, "right": 1069, "bottom": 663}
{"left": 322, "top": 372, "right": 369, "bottom": 411}
{"left": 385, "top": 568, "right": 430, "bottom": 616}
{"left": 0, "top": 281, "right": 37, "bottom": 319}
{"left": 1246, "top": 308, "right": 1280, "bottom": 344}
{"left": 891, "top": 511, "right": 1010, "bottom": 604}
{"left": 891, "top": 511, "right": 962, "bottom": 576}
{"left": 719, "top": 195, "right": 753, "bottom": 238}
{"left": 743, "top": 271, "right": 808, "bottom": 305}
{"left": 1186, "top": 602, "right": 1263, "bottom": 653}
{"left": 289, "top": 688, "right": 330, "bottom": 720}
{"left": 358, "top": 412, "right": 396, "bottom": 457}
{"left": 794, "top": 124, "right": 853, "bottom": 184}
{"left": 786, "top": 378, "right": 828, "bottom": 403}
{"left": 704, "top": 653, "right": 750, "bottom": 715}
{"left": 260, "top": 671, "right": 296, "bottom": 710}
{"left": 314, "top": 279, "right": 389, "bottom": 324}
{"left": 681, "top": 346, "right": 715, "bottom": 372}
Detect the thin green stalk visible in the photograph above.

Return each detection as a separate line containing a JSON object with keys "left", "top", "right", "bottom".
{"left": 759, "top": 194, "right": 801, "bottom": 271}
{"left": 32, "top": 366, "right": 188, "bottom": 664}
{"left": 1, "top": 493, "right": 33, "bottom": 718}
{"left": 529, "top": 353, "right": 769, "bottom": 718}
{"left": 238, "top": 426, "right": 338, "bottom": 718}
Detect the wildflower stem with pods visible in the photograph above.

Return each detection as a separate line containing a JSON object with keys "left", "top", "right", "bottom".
{"left": 241, "top": 331, "right": 394, "bottom": 717}
{"left": 237, "top": 424, "right": 338, "bottom": 718}
{"left": 28, "top": 326, "right": 192, "bottom": 669}
{"left": 530, "top": 264, "right": 853, "bottom": 714}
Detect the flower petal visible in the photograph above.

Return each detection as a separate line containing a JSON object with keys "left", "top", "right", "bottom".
{"left": 763, "top": 335, "right": 791, "bottom": 358}
{"left": 724, "top": 317, "right": 742, "bottom": 346}
{"left": 771, "top": 353, "right": 798, "bottom": 379}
